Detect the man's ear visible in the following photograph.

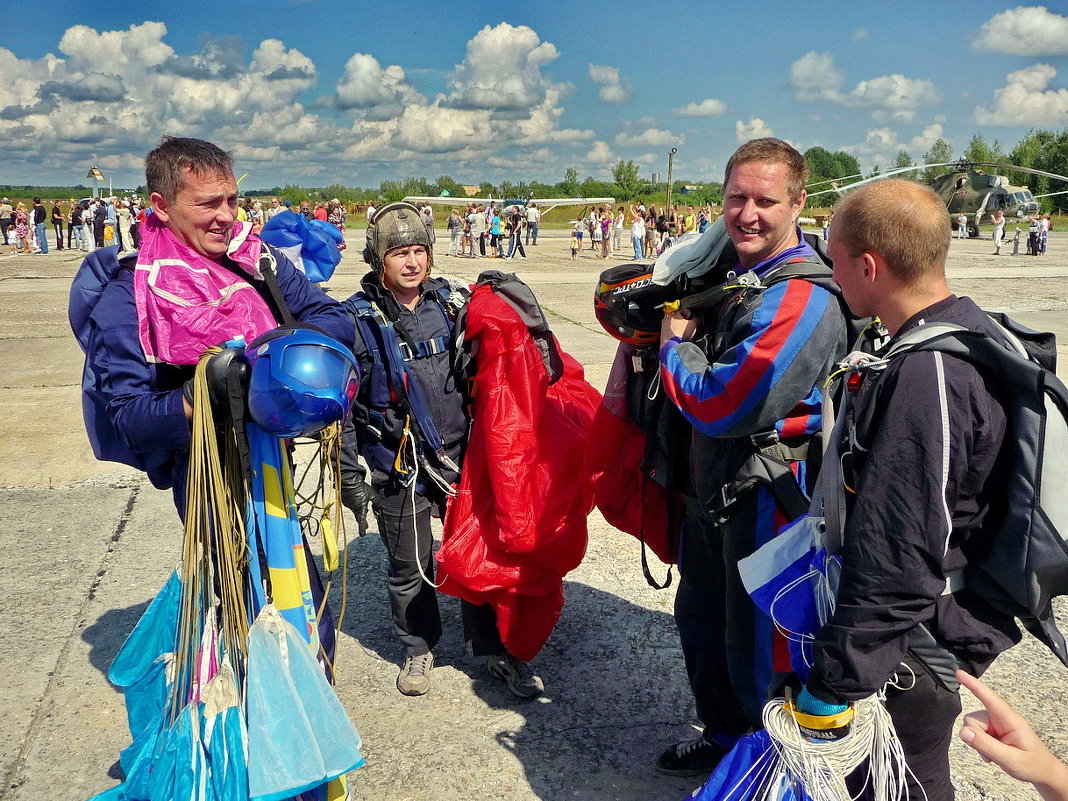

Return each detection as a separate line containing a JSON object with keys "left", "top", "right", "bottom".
{"left": 863, "top": 251, "right": 884, "bottom": 285}
{"left": 150, "top": 192, "right": 169, "bottom": 224}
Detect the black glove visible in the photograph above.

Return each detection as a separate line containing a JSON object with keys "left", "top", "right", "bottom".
{"left": 340, "top": 479, "right": 373, "bottom": 537}
{"left": 183, "top": 348, "right": 250, "bottom": 416}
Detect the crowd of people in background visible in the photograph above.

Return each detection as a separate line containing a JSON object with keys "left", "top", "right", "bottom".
{"left": 4, "top": 189, "right": 1055, "bottom": 268}
{"left": 443, "top": 201, "right": 537, "bottom": 260}
{"left": 0, "top": 195, "right": 146, "bottom": 256}
{"left": 626, "top": 200, "right": 716, "bottom": 260}
{"left": 1026, "top": 212, "right": 1052, "bottom": 256}
{"left": 0, "top": 193, "right": 353, "bottom": 257}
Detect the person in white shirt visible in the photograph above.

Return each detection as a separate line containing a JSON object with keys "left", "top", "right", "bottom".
{"left": 630, "top": 210, "right": 645, "bottom": 260}
{"left": 525, "top": 202, "right": 541, "bottom": 245}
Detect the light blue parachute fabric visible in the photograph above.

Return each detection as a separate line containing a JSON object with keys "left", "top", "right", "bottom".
{"left": 114, "top": 706, "right": 164, "bottom": 801}
{"left": 108, "top": 570, "right": 181, "bottom": 689}
{"left": 737, "top": 515, "right": 840, "bottom": 681}
{"left": 259, "top": 213, "right": 342, "bottom": 283}
{"left": 120, "top": 654, "right": 172, "bottom": 754}
{"left": 87, "top": 571, "right": 181, "bottom": 801}
{"left": 690, "top": 730, "right": 813, "bottom": 801}
{"left": 246, "top": 604, "right": 363, "bottom": 801}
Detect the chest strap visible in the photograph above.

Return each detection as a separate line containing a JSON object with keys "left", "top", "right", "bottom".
{"left": 399, "top": 335, "right": 451, "bottom": 361}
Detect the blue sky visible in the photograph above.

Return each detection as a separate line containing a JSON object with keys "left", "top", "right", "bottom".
{"left": 3, "top": 1, "right": 1067, "bottom": 189}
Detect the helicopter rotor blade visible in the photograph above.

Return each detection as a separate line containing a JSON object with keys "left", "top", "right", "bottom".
{"left": 972, "top": 163, "right": 1068, "bottom": 185}
{"left": 806, "top": 163, "right": 958, "bottom": 198}
{"left": 807, "top": 172, "right": 866, "bottom": 189}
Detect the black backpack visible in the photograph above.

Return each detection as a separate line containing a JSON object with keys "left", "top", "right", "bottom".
{"left": 870, "top": 319, "right": 1068, "bottom": 668}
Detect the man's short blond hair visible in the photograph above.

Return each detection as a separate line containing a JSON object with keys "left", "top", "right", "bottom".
{"left": 833, "top": 179, "right": 950, "bottom": 285}
{"left": 724, "top": 138, "right": 809, "bottom": 204}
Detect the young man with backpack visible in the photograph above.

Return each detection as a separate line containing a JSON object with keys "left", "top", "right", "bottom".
{"left": 795, "top": 178, "right": 1025, "bottom": 801}
{"left": 655, "top": 138, "right": 849, "bottom": 776}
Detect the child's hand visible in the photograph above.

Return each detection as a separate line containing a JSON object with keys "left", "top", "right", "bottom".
{"left": 957, "top": 670, "right": 1068, "bottom": 801}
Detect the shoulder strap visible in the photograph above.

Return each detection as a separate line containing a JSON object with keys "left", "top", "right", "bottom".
{"left": 347, "top": 295, "right": 457, "bottom": 471}
{"left": 257, "top": 247, "right": 296, "bottom": 327}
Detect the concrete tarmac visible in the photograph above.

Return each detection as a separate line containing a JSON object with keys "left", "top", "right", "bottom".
{"left": 2, "top": 229, "right": 1066, "bottom": 801}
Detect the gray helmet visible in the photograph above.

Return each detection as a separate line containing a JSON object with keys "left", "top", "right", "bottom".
{"left": 363, "top": 201, "right": 433, "bottom": 275}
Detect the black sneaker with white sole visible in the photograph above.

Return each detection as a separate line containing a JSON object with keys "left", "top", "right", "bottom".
{"left": 486, "top": 653, "right": 544, "bottom": 698}
{"left": 654, "top": 733, "right": 728, "bottom": 777}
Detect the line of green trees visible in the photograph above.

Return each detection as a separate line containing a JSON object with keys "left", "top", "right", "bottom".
{"left": 248, "top": 159, "right": 724, "bottom": 209}
{"left": 248, "top": 127, "right": 1066, "bottom": 214}
{"left": 0, "top": 184, "right": 100, "bottom": 200}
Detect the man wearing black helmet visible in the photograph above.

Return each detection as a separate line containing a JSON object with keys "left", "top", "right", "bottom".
{"left": 340, "top": 202, "right": 544, "bottom": 699}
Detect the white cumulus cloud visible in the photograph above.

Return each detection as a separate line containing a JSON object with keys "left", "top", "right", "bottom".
{"left": 615, "top": 128, "right": 679, "bottom": 147}
{"left": 790, "top": 51, "right": 845, "bottom": 102}
{"left": 0, "top": 20, "right": 595, "bottom": 184}
{"left": 789, "top": 51, "right": 939, "bottom": 121}
{"left": 671, "top": 98, "right": 728, "bottom": 117}
{"left": 448, "top": 23, "right": 561, "bottom": 110}
{"left": 587, "top": 140, "right": 615, "bottom": 163}
{"left": 736, "top": 117, "right": 774, "bottom": 142}
{"left": 910, "top": 123, "right": 944, "bottom": 153}
{"left": 334, "top": 53, "right": 424, "bottom": 118}
{"left": 588, "top": 63, "right": 631, "bottom": 103}
{"left": 974, "top": 63, "right": 1068, "bottom": 125}
{"left": 973, "top": 6, "right": 1068, "bottom": 56}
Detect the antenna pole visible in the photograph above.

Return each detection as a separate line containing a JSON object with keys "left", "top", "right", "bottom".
{"left": 667, "top": 147, "right": 678, "bottom": 212}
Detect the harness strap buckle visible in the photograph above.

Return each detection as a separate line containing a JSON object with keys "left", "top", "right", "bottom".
{"left": 751, "top": 429, "right": 780, "bottom": 450}
{"left": 714, "top": 483, "right": 738, "bottom": 523}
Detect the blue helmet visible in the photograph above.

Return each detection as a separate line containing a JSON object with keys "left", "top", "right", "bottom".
{"left": 246, "top": 328, "right": 359, "bottom": 438}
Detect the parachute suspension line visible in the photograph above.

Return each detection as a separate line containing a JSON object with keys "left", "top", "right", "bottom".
{"left": 762, "top": 694, "right": 919, "bottom": 801}
{"left": 646, "top": 365, "right": 662, "bottom": 402}
{"left": 174, "top": 347, "right": 250, "bottom": 721}
{"left": 291, "top": 422, "right": 350, "bottom": 679}
{"left": 405, "top": 432, "right": 444, "bottom": 590}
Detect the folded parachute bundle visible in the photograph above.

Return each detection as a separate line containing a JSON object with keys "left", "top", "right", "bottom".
{"left": 435, "top": 271, "right": 602, "bottom": 661}
{"left": 89, "top": 332, "right": 364, "bottom": 801}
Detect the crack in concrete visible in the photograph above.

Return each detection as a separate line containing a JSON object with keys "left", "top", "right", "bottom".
{"left": 1, "top": 485, "right": 140, "bottom": 799}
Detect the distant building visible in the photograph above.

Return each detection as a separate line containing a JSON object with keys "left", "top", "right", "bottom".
{"left": 678, "top": 185, "right": 702, "bottom": 195}
{"left": 461, "top": 185, "right": 480, "bottom": 197}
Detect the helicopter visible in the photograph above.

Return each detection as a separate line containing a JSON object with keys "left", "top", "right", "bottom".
{"left": 808, "top": 159, "right": 1068, "bottom": 238}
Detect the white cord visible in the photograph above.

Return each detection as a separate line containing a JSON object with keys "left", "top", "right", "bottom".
{"left": 884, "top": 662, "right": 917, "bottom": 693}
{"left": 763, "top": 695, "right": 913, "bottom": 801}
{"left": 764, "top": 558, "right": 840, "bottom": 671}
{"left": 404, "top": 433, "right": 444, "bottom": 590}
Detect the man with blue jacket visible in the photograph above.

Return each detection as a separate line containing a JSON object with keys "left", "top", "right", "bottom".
{"left": 656, "top": 138, "right": 848, "bottom": 776}
{"left": 70, "top": 136, "right": 352, "bottom": 510}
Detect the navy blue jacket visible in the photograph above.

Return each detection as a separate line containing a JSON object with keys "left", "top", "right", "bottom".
{"left": 75, "top": 244, "right": 353, "bottom": 504}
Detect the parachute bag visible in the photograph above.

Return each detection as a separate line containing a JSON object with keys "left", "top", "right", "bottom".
{"left": 882, "top": 322, "right": 1068, "bottom": 666}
